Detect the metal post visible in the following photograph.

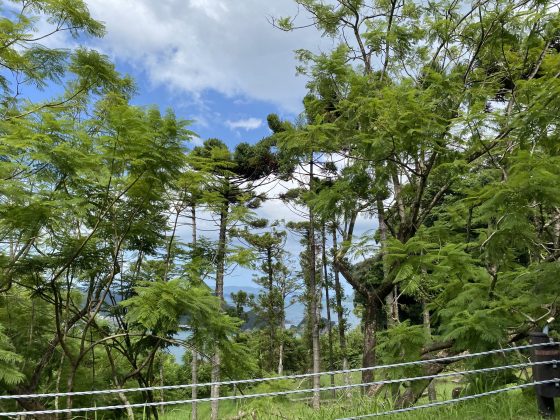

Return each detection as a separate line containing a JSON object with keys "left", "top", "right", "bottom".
{"left": 530, "top": 331, "right": 559, "bottom": 417}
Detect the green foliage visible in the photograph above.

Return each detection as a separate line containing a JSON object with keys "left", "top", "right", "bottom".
{"left": 3, "top": 0, "right": 560, "bottom": 415}
{"left": 377, "top": 321, "right": 427, "bottom": 378}
{"left": 0, "top": 0, "right": 194, "bottom": 399}
{"left": 122, "top": 280, "right": 225, "bottom": 334}
{"left": 122, "top": 278, "right": 257, "bottom": 378}
{"left": 0, "top": 324, "right": 24, "bottom": 386}
{"left": 0, "top": 0, "right": 120, "bottom": 117}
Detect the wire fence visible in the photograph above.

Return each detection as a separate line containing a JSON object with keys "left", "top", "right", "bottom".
{"left": 1, "top": 341, "right": 558, "bottom": 418}
{"left": 336, "top": 379, "right": 560, "bottom": 419}
{"left": 0, "top": 341, "right": 553, "bottom": 401}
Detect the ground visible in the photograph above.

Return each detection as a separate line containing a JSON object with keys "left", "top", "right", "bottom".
{"left": 158, "top": 375, "right": 545, "bottom": 420}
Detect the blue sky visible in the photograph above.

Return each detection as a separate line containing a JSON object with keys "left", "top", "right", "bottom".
{"left": 126, "top": 75, "right": 280, "bottom": 150}
{"left": 81, "top": 0, "right": 331, "bottom": 148}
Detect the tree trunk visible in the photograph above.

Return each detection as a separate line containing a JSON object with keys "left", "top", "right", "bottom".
{"left": 215, "top": 204, "right": 228, "bottom": 300}
{"left": 278, "top": 293, "right": 285, "bottom": 375}
{"left": 163, "top": 206, "right": 181, "bottom": 281}
{"left": 322, "top": 224, "right": 335, "bottom": 397}
{"left": 277, "top": 340, "right": 284, "bottom": 376}
{"left": 362, "top": 295, "right": 378, "bottom": 395}
{"left": 423, "top": 302, "right": 437, "bottom": 402}
{"left": 394, "top": 341, "right": 458, "bottom": 409}
{"left": 65, "top": 363, "right": 78, "bottom": 418}
{"left": 190, "top": 202, "right": 199, "bottom": 420}
{"left": 267, "top": 247, "right": 276, "bottom": 371}
{"left": 191, "top": 349, "right": 199, "bottom": 420}
{"left": 159, "top": 360, "right": 165, "bottom": 416}
{"left": 54, "top": 350, "right": 65, "bottom": 419}
{"left": 376, "top": 192, "right": 397, "bottom": 329}
{"left": 118, "top": 392, "right": 135, "bottom": 420}
{"left": 191, "top": 204, "right": 197, "bottom": 245}
{"left": 210, "top": 353, "right": 220, "bottom": 420}
{"left": 395, "top": 362, "right": 446, "bottom": 408}
{"left": 308, "top": 158, "right": 321, "bottom": 409}
{"left": 360, "top": 195, "right": 388, "bottom": 396}
{"left": 385, "top": 285, "right": 400, "bottom": 399}
{"left": 106, "top": 347, "right": 135, "bottom": 419}
{"left": 211, "top": 202, "right": 228, "bottom": 420}
{"left": 145, "top": 352, "right": 160, "bottom": 420}
{"left": 385, "top": 287, "right": 399, "bottom": 328}
{"left": 331, "top": 225, "right": 350, "bottom": 395}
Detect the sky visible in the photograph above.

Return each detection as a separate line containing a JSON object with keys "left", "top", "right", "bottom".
{"left": 83, "top": 0, "right": 335, "bottom": 148}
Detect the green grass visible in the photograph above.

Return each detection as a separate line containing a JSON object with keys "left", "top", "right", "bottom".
{"left": 159, "top": 378, "right": 547, "bottom": 420}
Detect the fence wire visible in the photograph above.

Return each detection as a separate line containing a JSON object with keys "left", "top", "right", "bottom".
{"left": 1, "top": 359, "right": 558, "bottom": 417}
{"left": 0, "top": 341, "right": 555, "bottom": 401}
{"left": 336, "top": 378, "right": 560, "bottom": 419}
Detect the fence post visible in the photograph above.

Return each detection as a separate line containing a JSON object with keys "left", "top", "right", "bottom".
{"left": 530, "top": 332, "right": 560, "bottom": 417}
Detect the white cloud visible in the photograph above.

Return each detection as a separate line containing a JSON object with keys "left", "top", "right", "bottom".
{"left": 225, "top": 117, "right": 262, "bottom": 131}
{"left": 84, "top": 0, "right": 330, "bottom": 112}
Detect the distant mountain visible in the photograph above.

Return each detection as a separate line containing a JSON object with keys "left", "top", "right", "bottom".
{"left": 223, "top": 285, "right": 359, "bottom": 329}
{"left": 168, "top": 285, "right": 359, "bottom": 363}
{"left": 223, "top": 285, "right": 261, "bottom": 299}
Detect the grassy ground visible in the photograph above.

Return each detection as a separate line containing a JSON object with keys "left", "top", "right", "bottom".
{"left": 159, "top": 392, "right": 543, "bottom": 419}
{"left": 158, "top": 376, "right": 547, "bottom": 420}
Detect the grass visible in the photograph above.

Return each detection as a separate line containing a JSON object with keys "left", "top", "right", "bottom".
{"left": 160, "top": 392, "right": 543, "bottom": 419}
{"left": 158, "top": 376, "right": 547, "bottom": 420}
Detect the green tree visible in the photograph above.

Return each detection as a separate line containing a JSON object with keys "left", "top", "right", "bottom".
{"left": 0, "top": 0, "right": 135, "bottom": 121}
{"left": 1, "top": 83, "right": 192, "bottom": 417}
{"left": 0, "top": 324, "right": 23, "bottom": 387}
{"left": 279, "top": 0, "right": 560, "bottom": 404}
{"left": 188, "top": 138, "right": 278, "bottom": 419}
{"left": 238, "top": 223, "right": 298, "bottom": 374}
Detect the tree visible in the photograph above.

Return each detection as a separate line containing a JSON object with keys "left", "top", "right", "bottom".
{"left": 0, "top": 0, "right": 134, "bottom": 121}
{"left": 275, "top": 123, "right": 335, "bottom": 407}
{"left": 237, "top": 222, "right": 298, "bottom": 374}
{"left": 1, "top": 75, "right": 191, "bottom": 416}
{"left": 188, "top": 137, "right": 277, "bottom": 419}
{"left": 175, "top": 164, "right": 206, "bottom": 420}
{"left": 279, "top": 0, "right": 560, "bottom": 403}
{"left": 0, "top": 324, "right": 24, "bottom": 387}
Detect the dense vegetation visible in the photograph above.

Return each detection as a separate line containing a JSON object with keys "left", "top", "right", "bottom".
{"left": 1, "top": 0, "right": 560, "bottom": 419}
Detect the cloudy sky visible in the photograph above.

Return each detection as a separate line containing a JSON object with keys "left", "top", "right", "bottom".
{"left": 84, "top": 0, "right": 336, "bottom": 147}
